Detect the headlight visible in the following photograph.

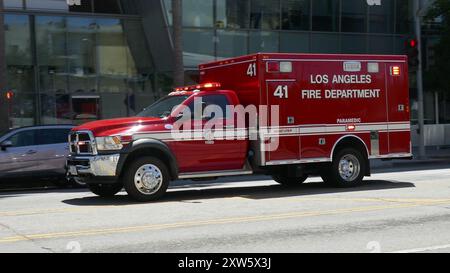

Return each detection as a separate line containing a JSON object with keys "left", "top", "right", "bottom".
{"left": 96, "top": 136, "right": 123, "bottom": 151}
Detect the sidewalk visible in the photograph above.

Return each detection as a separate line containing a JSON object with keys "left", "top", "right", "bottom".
{"left": 371, "top": 147, "right": 450, "bottom": 170}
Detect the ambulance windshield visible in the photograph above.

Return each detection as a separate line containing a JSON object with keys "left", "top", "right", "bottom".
{"left": 137, "top": 95, "right": 189, "bottom": 118}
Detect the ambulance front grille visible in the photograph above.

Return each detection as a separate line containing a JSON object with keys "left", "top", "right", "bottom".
{"left": 69, "top": 131, "right": 96, "bottom": 155}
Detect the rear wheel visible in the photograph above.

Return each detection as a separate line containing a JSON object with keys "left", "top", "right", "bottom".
{"left": 321, "top": 148, "right": 366, "bottom": 187}
{"left": 123, "top": 157, "right": 170, "bottom": 202}
{"left": 88, "top": 183, "right": 123, "bottom": 197}
{"left": 272, "top": 174, "right": 308, "bottom": 186}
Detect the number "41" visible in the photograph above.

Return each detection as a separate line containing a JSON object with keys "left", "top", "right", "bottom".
{"left": 274, "top": 85, "right": 288, "bottom": 99}
{"left": 247, "top": 63, "right": 257, "bottom": 77}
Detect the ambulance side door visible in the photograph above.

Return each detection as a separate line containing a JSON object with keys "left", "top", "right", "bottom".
{"left": 386, "top": 62, "right": 411, "bottom": 154}
{"left": 174, "top": 93, "right": 247, "bottom": 173}
{"left": 265, "top": 80, "right": 300, "bottom": 163}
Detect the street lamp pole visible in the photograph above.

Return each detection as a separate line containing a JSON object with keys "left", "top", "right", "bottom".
{"left": 172, "top": 0, "right": 184, "bottom": 87}
{"left": 414, "top": 0, "right": 426, "bottom": 159}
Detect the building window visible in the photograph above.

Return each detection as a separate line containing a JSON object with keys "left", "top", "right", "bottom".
{"left": 281, "top": 0, "right": 310, "bottom": 31}
{"left": 26, "top": 0, "right": 92, "bottom": 12}
{"left": 312, "top": 0, "right": 339, "bottom": 32}
{"left": 368, "top": 35, "right": 393, "bottom": 54}
{"left": 250, "top": 0, "right": 280, "bottom": 30}
{"left": 341, "top": 33, "right": 367, "bottom": 54}
{"left": 182, "top": 28, "right": 215, "bottom": 68}
{"left": 8, "top": 92, "right": 36, "bottom": 127}
{"left": 216, "top": 29, "right": 248, "bottom": 58}
{"left": 94, "top": 0, "right": 121, "bottom": 14}
{"left": 4, "top": 14, "right": 35, "bottom": 96}
{"left": 97, "top": 18, "right": 129, "bottom": 93}
{"left": 93, "top": 0, "right": 121, "bottom": 14}
{"left": 26, "top": 0, "right": 70, "bottom": 11}
{"left": 66, "top": 17, "right": 97, "bottom": 93}
{"left": 4, "top": 0, "right": 24, "bottom": 9}
{"left": 311, "top": 33, "right": 339, "bottom": 53}
{"left": 216, "top": 0, "right": 250, "bottom": 29}
{"left": 280, "top": 32, "right": 309, "bottom": 53}
{"left": 368, "top": 0, "right": 394, "bottom": 33}
{"left": 40, "top": 94, "right": 72, "bottom": 124}
{"left": 341, "top": 0, "right": 367, "bottom": 33}
{"left": 4, "top": 14, "right": 32, "bottom": 67}
{"left": 396, "top": 0, "right": 413, "bottom": 34}
{"left": 249, "top": 31, "right": 279, "bottom": 53}
{"left": 183, "top": 0, "right": 214, "bottom": 27}
{"left": 36, "top": 16, "right": 68, "bottom": 94}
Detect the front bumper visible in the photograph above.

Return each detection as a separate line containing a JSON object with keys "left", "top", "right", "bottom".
{"left": 67, "top": 154, "right": 120, "bottom": 177}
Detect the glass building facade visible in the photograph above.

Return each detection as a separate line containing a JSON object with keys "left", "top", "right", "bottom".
{"left": 163, "top": 0, "right": 413, "bottom": 69}
{"left": 0, "top": 0, "right": 443, "bottom": 131}
{"left": 2, "top": 0, "right": 161, "bottom": 127}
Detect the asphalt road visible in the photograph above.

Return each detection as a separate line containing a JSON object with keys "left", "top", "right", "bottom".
{"left": 0, "top": 165, "right": 450, "bottom": 253}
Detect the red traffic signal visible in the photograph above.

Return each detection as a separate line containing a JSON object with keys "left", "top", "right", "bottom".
{"left": 405, "top": 38, "right": 419, "bottom": 69}
{"left": 6, "top": 91, "right": 14, "bottom": 100}
{"left": 408, "top": 38, "right": 417, "bottom": 48}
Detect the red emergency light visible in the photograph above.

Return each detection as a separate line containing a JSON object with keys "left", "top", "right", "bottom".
{"left": 174, "top": 82, "right": 221, "bottom": 92}
{"left": 266, "top": 61, "right": 293, "bottom": 73}
{"left": 266, "top": 62, "right": 280, "bottom": 73}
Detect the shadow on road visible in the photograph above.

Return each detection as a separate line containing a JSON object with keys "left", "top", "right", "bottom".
{"left": 62, "top": 180, "right": 415, "bottom": 206}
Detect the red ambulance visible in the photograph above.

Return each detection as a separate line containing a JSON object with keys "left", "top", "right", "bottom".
{"left": 67, "top": 53, "right": 412, "bottom": 201}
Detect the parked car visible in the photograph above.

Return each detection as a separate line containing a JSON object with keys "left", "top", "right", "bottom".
{"left": 0, "top": 125, "right": 82, "bottom": 186}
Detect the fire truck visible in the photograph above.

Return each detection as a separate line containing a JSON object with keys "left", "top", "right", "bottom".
{"left": 67, "top": 53, "right": 412, "bottom": 202}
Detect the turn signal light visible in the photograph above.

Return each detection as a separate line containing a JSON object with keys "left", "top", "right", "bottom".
{"left": 391, "top": 66, "right": 401, "bottom": 76}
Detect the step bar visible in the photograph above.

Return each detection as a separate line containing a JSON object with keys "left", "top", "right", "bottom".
{"left": 178, "top": 163, "right": 253, "bottom": 179}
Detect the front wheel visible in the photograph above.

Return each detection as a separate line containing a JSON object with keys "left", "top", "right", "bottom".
{"left": 88, "top": 183, "right": 123, "bottom": 197}
{"left": 321, "top": 148, "right": 366, "bottom": 187}
{"left": 123, "top": 157, "right": 170, "bottom": 202}
{"left": 69, "top": 177, "right": 87, "bottom": 188}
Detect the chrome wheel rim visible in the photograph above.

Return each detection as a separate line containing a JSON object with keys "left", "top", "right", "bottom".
{"left": 134, "top": 164, "right": 163, "bottom": 195}
{"left": 338, "top": 154, "right": 360, "bottom": 182}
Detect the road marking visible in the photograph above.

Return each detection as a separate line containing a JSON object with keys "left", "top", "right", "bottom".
{"left": 392, "top": 244, "right": 450, "bottom": 253}
{"left": 0, "top": 207, "right": 92, "bottom": 217}
{"left": 1, "top": 197, "right": 449, "bottom": 217}
{"left": 1, "top": 200, "right": 449, "bottom": 244}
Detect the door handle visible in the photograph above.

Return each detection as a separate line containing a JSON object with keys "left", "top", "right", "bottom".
{"left": 26, "top": 150, "right": 37, "bottom": 155}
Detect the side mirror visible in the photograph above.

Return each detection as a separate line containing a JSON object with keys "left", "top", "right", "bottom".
{"left": 0, "top": 140, "right": 13, "bottom": 151}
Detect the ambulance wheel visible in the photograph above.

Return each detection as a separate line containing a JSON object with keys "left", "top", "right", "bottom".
{"left": 272, "top": 174, "right": 308, "bottom": 186}
{"left": 123, "top": 157, "right": 170, "bottom": 202}
{"left": 88, "top": 184, "right": 123, "bottom": 197}
{"left": 322, "top": 148, "right": 365, "bottom": 187}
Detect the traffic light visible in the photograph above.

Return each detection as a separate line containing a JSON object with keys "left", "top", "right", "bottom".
{"left": 5, "top": 90, "right": 14, "bottom": 100}
{"left": 405, "top": 38, "right": 419, "bottom": 69}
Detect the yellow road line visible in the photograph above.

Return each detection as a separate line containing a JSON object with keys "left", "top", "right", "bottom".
{"left": 1, "top": 200, "right": 448, "bottom": 244}
{"left": 0, "top": 207, "right": 93, "bottom": 217}
{"left": 1, "top": 197, "right": 449, "bottom": 217}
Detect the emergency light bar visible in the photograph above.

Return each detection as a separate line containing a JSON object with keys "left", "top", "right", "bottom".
{"left": 174, "top": 82, "right": 221, "bottom": 92}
